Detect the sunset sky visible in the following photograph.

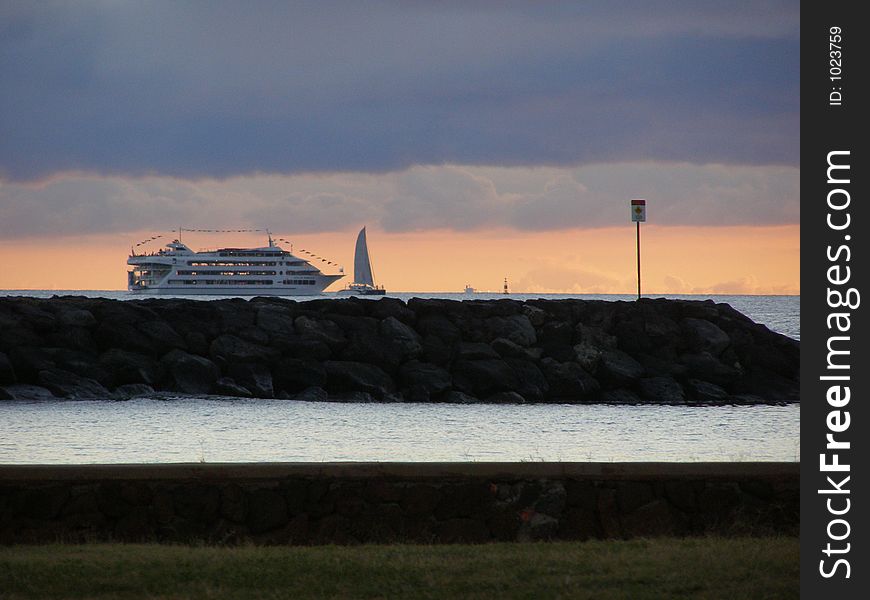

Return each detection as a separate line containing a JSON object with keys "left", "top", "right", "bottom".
{"left": 0, "top": 2, "right": 800, "bottom": 294}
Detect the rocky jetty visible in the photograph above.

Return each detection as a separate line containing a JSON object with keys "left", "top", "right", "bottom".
{"left": 0, "top": 296, "right": 799, "bottom": 405}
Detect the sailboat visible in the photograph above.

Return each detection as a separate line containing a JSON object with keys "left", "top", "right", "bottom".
{"left": 337, "top": 227, "right": 386, "bottom": 295}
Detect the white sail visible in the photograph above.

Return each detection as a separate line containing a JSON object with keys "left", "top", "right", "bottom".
{"left": 353, "top": 227, "right": 375, "bottom": 287}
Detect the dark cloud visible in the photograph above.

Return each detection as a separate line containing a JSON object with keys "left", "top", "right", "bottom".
{"left": 0, "top": 163, "right": 798, "bottom": 239}
{"left": 1, "top": 1, "right": 798, "bottom": 181}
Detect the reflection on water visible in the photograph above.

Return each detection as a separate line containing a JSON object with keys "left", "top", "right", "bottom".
{"left": 0, "top": 397, "right": 800, "bottom": 464}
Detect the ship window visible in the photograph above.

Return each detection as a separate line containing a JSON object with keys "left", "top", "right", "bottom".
{"left": 282, "top": 279, "right": 316, "bottom": 285}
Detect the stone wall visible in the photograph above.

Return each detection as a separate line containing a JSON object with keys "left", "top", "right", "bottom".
{"left": 0, "top": 463, "right": 799, "bottom": 544}
{"left": 0, "top": 296, "right": 799, "bottom": 405}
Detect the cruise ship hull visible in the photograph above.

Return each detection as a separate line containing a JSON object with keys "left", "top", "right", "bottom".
{"left": 128, "top": 283, "right": 338, "bottom": 296}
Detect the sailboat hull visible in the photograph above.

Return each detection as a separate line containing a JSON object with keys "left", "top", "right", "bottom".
{"left": 337, "top": 285, "right": 386, "bottom": 295}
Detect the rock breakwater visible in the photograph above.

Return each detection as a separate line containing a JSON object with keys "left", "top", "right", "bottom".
{"left": 0, "top": 296, "right": 799, "bottom": 405}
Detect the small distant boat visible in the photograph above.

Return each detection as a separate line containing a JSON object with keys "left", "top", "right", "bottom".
{"left": 338, "top": 227, "right": 386, "bottom": 295}
{"left": 464, "top": 284, "right": 475, "bottom": 294}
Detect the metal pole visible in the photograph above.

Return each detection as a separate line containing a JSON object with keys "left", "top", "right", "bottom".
{"left": 636, "top": 221, "right": 641, "bottom": 299}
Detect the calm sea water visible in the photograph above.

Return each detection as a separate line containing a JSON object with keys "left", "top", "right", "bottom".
{"left": 0, "top": 291, "right": 799, "bottom": 464}
{"left": 0, "top": 398, "right": 799, "bottom": 464}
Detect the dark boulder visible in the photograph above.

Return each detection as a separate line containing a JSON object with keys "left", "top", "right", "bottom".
{"left": 443, "top": 390, "right": 478, "bottom": 404}
{"left": 98, "top": 349, "right": 163, "bottom": 388}
{"left": 367, "top": 297, "right": 416, "bottom": 323}
{"left": 0, "top": 383, "right": 57, "bottom": 401}
{"left": 538, "top": 321, "right": 575, "bottom": 361}
{"left": 575, "top": 323, "right": 617, "bottom": 349}
{"left": 212, "top": 377, "right": 253, "bottom": 398}
{"left": 685, "top": 379, "right": 729, "bottom": 404}
{"left": 573, "top": 343, "right": 602, "bottom": 374}
{"left": 407, "top": 297, "right": 461, "bottom": 318}
{"left": 642, "top": 312, "right": 681, "bottom": 342}
{"left": 637, "top": 376, "right": 686, "bottom": 404}
{"left": 416, "top": 314, "right": 461, "bottom": 342}
{"left": 681, "top": 318, "right": 731, "bottom": 356}
{"left": 209, "top": 334, "right": 278, "bottom": 365}
{"left": 674, "top": 299, "right": 719, "bottom": 320}
{"left": 92, "top": 300, "right": 158, "bottom": 325}
{"left": 421, "top": 334, "right": 455, "bottom": 365}
{"left": 273, "top": 358, "right": 326, "bottom": 393}
{"left": 522, "top": 304, "right": 548, "bottom": 327}
{"left": 113, "top": 383, "right": 156, "bottom": 400}
{"left": 456, "top": 342, "right": 499, "bottom": 361}
{"left": 227, "top": 363, "right": 274, "bottom": 398}
{"left": 0, "top": 323, "right": 42, "bottom": 353}
{"left": 598, "top": 349, "right": 646, "bottom": 387}
{"left": 37, "top": 368, "right": 110, "bottom": 399}
{"left": 275, "top": 338, "right": 331, "bottom": 361}
{"left": 379, "top": 316, "right": 422, "bottom": 358}
{"left": 452, "top": 359, "right": 519, "bottom": 397}
{"left": 340, "top": 330, "right": 406, "bottom": 372}
{"left": 136, "top": 320, "right": 188, "bottom": 354}
{"left": 732, "top": 368, "right": 799, "bottom": 404}
{"left": 745, "top": 332, "right": 800, "bottom": 378}
{"left": 293, "top": 386, "right": 329, "bottom": 403}
{"left": 161, "top": 350, "right": 220, "bottom": 395}
{"left": 294, "top": 316, "right": 346, "bottom": 348}
{"left": 213, "top": 300, "right": 257, "bottom": 334}
{"left": 637, "top": 352, "right": 688, "bottom": 379}
{"left": 52, "top": 349, "right": 110, "bottom": 385}
{"left": 491, "top": 337, "right": 531, "bottom": 359}
{"left": 539, "top": 358, "right": 599, "bottom": 401}
{"left": 613, "top": 317, "right": 653, "bottom": 354}
{"left": 234, "top": 326, "right": 270, "bottom": 346}
{"left": 399, "top": 360, "right": 452, "bottom": 396}
{"left": 8, "top": 347, "right": 56, "bottom": 381}
{"left": 94, "top": 319, "right": 156, "bottom": 355}
{"left": 184, "top": 331, "right": 211, "bottom": 356}
{"left": 327, "top": 391, "right": 380, "bottom": 403}
{"left": 451, "top": 315, "right": 486, "bottom": 343}
{"left": 46, "top": 326, "right": 98, "bottom": 354}
{"left": 679, "top": 352, "right": 742, "bottom": 387}
{"left": 324, "top": 361, "right": 395, "bottom": 399}
{"left": 486, "top": 314, "right": 537, "bottom": 346}
{"left": 0, "top": 351, "right": 16, "bottom": 384}
{"left": 599, "top": 388, "right": 642, "bottom": 404}
{"left": 255, "top": 305, "right": 297, "bottom": 338}
{"left": 13, "top": 303, "right": 57, "bottom": 331}
{"left": 504, "top": 358, "right": 549, "bottom": 402}
{"left": 485, "top": 391, "right": 526, "bottom": 404}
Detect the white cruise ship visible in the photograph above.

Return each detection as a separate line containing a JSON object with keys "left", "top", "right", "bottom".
{"left": 127, "top": 232, "right": 344, "bottom": 295}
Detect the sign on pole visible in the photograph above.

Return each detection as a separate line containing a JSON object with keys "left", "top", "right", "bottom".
{"left": 631, "top": 199, "right": 646, "bottom": 222}
{"left": 631, "top": 199, "right": 646, "bottom": 299}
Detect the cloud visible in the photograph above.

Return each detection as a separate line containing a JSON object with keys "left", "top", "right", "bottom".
{"left": 663, "top": 275, "right": 693, "bottom": 294}
{"left": 1, "top": 2, "right": 799, "bottom": 181}
{"left": 0, "top": 161, "right": 798, "bottom": 239}
{"left": 515, "top": 265, "right": 625, "bottom": 295}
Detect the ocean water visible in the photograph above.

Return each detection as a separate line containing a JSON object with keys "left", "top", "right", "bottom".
{"left": 0, "top": 398, "right": 799, "bottom": 464}
{"left": 0, "top": 291, "right": 799, "bottom": 464}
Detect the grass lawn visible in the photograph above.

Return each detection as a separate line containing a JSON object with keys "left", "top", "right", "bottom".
{"left": 0, "top": 536, "right": 798, "bottom": 599}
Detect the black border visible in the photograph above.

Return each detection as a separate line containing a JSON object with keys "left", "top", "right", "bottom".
{"left": 801, "top": 2, "right": 867, "bottom": 595}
